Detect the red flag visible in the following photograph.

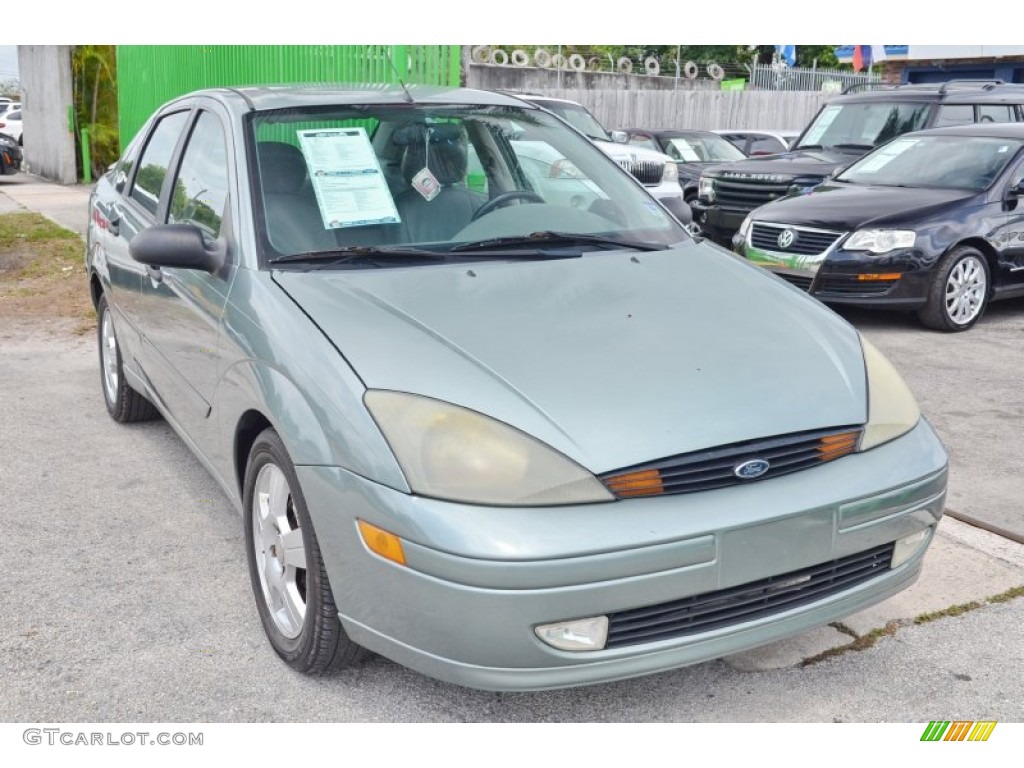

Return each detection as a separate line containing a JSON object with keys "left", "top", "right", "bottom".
{"left": 852, "top": 45, "right": 864, "bottom": 72}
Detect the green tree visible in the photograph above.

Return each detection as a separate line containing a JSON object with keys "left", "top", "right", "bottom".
{"left": 72, "top": 45, "right": 119, "bottom": 180}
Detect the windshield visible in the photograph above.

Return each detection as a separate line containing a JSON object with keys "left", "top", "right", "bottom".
{"left": 531, "top": 100, "right": 612, "bottom": 142}
{"left": 796, "top": 102, "right": 931, "bottom": 151}
{"left": 250, "top": 103, "right": 687, "bottom": 265}
{"left": 662, "top": 134, "right": 746, "bottom": 163}
{"left": 836, "top": 135, "right": 1021, "bottom": 190}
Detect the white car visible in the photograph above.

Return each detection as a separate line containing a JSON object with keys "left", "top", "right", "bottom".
{"left": 514, "top": 94, "right": 690, "bottom": 224}
{"left": 0, "top": 103, "right": 22, "bottom": 145}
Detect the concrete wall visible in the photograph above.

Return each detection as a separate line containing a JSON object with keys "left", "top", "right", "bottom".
{"left": 17, "top": 46, "right": 77, "bottom": 185}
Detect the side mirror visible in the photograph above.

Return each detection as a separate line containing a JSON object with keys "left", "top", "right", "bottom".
{"left": 1008, "top": 179, "right": 1024, "bottom": 197}
{"left": 610, "top": 130, "right": 629, "bottom": 144}
{"left": 130, "top": 224, "right": 224, "bottom": 273}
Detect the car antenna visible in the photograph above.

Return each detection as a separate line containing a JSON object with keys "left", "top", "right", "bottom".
{"left": 384, "top": 48, "right": 415, "bottom": 104}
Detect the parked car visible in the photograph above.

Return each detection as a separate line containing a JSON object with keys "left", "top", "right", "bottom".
{"left": 86, "top": 84, "right": 947, "bottom": 691}
{"left": 696, "top": 80, "right": 1024, "bottom": 246}
{"left": 733, "top": 123, "right": 1024, "bottom": 331}
{"left": 0, "top": 131, "right": 21, "bottom": 174}
{"left": 512, "top": 94, "right": 691, "bottom": 224}
{"left": 0, "top": 106, "right": 23, "bottom": 145}
{"left": 712, "top": 129, "right": 800, "bottom": 157}
{"left": 619, "top": 128, "right": 747, "bottom": 204}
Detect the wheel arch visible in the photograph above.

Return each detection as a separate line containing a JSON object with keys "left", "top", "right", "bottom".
{"left": 949, "top": 237, "right": 998, "bottom": 294}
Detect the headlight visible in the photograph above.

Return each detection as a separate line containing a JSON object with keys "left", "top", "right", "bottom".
{"left": 859, "top": 336, "right": 920, "bottom": 451}
{"left": 844, "top": 229, "right": 916, "bottom": 254}
{"left": 661, "top": 162, "right": 679, "bottom": 184}
{"left": 364, "top": 391, "right": 614, "bottom": 506}
{"left": 698, "top": 176, "right": 715, "bottom": 202}
{"left": 737, "top": 214, "right": 754, "bottom": 242}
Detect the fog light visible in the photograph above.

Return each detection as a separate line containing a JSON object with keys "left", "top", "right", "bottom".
{"left": 891, "top": 528, "right": 932, "bottom": 568}
{"left": 535, "top": 616, "right": 609, "bottom": 651}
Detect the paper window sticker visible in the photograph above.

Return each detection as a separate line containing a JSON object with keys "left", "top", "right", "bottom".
{"left": 411, "top": 167, "right": 441, "bottom": 201}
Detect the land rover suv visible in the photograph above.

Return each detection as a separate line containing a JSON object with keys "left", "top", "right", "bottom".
{"left": 693, "top": 81, "right": 1024, "bottom": 246}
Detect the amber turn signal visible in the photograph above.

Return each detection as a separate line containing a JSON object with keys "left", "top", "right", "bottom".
{"left": 357, "top": 520, "right": 406, "bottom": 565}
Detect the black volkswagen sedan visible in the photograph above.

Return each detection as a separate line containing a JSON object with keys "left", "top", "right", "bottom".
{"left": 733, "top": 124, "right": 1024, "bottom": 331}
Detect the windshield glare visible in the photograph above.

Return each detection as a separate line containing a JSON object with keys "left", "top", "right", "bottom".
{"left": 251, "top": 104, "right": 686, "bottom": 263}
{"left": 662, "top": 135, "right": 746, "bottom": 163}
{"left": 797, "top": 102, "right": 931, "bottom": 150}
{"left": 837, "top": 135, "right": 1020, "bottom": 190}
{"left": 530, "top": 101, "right": 612, "bottom": 142}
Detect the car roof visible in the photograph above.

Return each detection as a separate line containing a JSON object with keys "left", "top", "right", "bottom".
{"left": 160, "top": 84, "right": 533, "bottom": 113}
{"left": 624, "top": 128, "right": 722, "bottom": 139}
{"left": 834, "top": 81, "right": 1024, "bottom": 105}
{"left": 902, "top": 122, "right": 1024, "bottom": 140}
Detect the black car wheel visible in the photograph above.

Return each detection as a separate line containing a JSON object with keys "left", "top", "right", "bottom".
{"left": 96, "top": 293, "right": 159, "bottom": 422}
{"left": 918, "top": 246, "right": 990, "bottom": 332}
{"left": 243, "top": 427, "right": 369, "bottom": 673}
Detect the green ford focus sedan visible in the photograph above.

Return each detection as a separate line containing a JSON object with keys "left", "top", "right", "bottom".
{"left": 86, "top": 85, "right": 948, "bottom": 690}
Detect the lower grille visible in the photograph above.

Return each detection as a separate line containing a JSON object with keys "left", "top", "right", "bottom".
{"left": 818, "top": 275, "right": 899, "bottom": 296}
{"left": 605, "top": 543, "right": 895, "bottom": 648}
{"left": 778, "top": 273, "right": 814, "bottom": 291}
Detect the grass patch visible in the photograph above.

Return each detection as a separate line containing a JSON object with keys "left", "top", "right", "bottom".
{"left": 0, "top": 212, "right": 93, "bottom": 329}
{"left": 803, "top": 585, "right": 1024, "bottom": 665}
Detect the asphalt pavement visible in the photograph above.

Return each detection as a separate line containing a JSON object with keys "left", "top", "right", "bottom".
{"left": 1, "top": 172, "right": 1022, "bottom": 721}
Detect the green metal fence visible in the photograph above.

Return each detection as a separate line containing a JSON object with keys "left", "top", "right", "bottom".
{"left": 116, "top": 45, "right": 462, "bottom": 150}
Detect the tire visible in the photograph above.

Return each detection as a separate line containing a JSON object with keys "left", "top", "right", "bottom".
{"left": 243, "top": 427, "right": 368, "bottom": 673}
{"left": 96, "top": 293, "right": 159, "bottom": 422}
{"left": 917, "top": 246, "right": 990, "bottom": 332}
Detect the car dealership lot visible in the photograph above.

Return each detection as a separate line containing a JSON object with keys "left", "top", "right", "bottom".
{"left": 1, "top": 304, "right": 1022, "bottom": 722}
{"left": 2, "top": 175, "right": 1022, "bottom": 721}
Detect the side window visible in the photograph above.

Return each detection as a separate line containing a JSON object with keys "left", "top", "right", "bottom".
{"left": 130, "top": 111, "right": 189, "bottom": 216}
{"left": 978, "top": 105, "right": 1014, "bottom": 123}
{"left": 750, "top": 136, "right": 784, "bottom": 155}
{"left": 933, "top": 105, "right": 974, "bottom": 128}
{"left": 169, "top": 111, "right": 230, "bottom": 240}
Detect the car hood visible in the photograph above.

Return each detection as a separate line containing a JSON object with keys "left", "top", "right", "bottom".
{"left": 593, "top": 139, "right": 672, "bottom": 164}
{"left": 273, "top": 243, "right": 867, "bottom": 473}
{"left": 708, "top": 148, "right": 860, "bottom": 179}
{"left": 753, "top": 183, "right": 979, "bottom": 230}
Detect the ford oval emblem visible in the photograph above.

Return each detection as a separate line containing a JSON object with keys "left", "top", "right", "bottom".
{"left": 734, "top": 459, "right": 771, "bottom": 480}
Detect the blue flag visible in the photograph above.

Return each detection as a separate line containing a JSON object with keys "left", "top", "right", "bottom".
{"left": 775, "top": 45, "right": 796, "bottom": 67}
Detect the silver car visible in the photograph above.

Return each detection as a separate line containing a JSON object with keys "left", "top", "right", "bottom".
{"left": 86, "top": 85, "right": 948, "bottom": 691}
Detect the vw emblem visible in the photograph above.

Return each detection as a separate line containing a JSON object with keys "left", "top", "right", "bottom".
{"left": 777, "top": 229, "right": 797, "bottom": 249}
{"left": 734, "top": 459, "right": 771, "bottom": 480}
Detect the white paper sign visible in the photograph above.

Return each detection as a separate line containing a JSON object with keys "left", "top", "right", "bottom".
{"left": 297, "top": 128, "right": 401, "bottom": 228}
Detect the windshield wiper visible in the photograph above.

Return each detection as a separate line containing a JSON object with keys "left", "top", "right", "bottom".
{"left": 269, "top": 245, "right": 447, "bottom": 267}
{"left": 832, "top": 143, "right": 875, "bottom": 151}
{"left": 450, "top": 231, "right": 668, "bottom": 254}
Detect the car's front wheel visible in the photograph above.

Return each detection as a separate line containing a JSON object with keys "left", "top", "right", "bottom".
{"left": 96, "top": 292, "right": 159, "bottom": 422}
{"left": 918, "top": 246, "right": 990, "bottom": 332}
{"left": 243, "top": 427, "right": 368, "bottom": 673}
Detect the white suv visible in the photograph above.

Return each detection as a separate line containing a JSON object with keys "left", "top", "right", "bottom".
{"left": 514, "top": 94, "right": 690, "bottom": 224}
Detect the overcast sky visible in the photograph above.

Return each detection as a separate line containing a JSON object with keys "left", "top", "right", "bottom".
{"left": 0, "top": 46, "right": 17, "bottom": 80}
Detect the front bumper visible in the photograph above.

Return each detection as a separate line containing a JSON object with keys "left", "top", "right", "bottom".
{"left": 298, "top": 419, "right": 947, "bottom": 691}
{"left": 740, "top": 242, "right": 936, "bottom": 309}
{"left": 0, "top": 139, "right": 21, "bottom": 174}
{"left": 691, "top": 201, "right": 746, "bottom": 246}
